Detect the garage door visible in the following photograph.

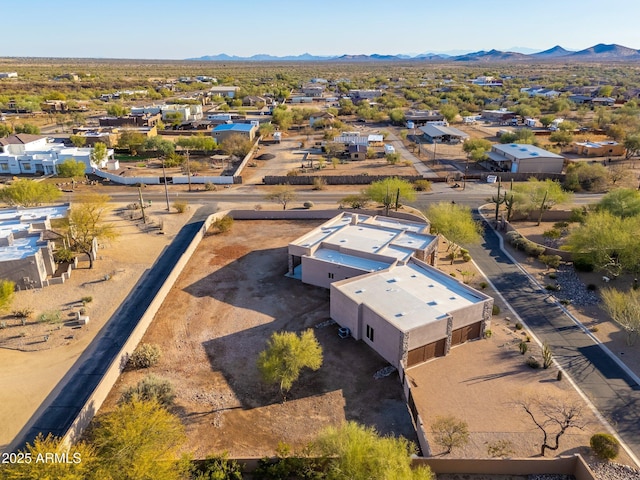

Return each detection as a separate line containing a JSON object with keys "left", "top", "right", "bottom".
{"left": 451, "top": 322, "right": 482, "bottom": 346}
{"left": 407, "top": 338, "right": 446, "bottom": 366}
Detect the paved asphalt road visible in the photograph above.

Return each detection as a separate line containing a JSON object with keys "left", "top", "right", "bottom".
{"left": 467, "top": 215, "right": 640, "bottom": 460}
{"left": 12, "top": 205, "right": 216, "bottom": 450}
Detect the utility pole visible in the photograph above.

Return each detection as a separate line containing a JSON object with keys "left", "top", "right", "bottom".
{"left": 162, "top": 157, "right": 170, "bottom": 211}
{"left": 138, "top": 186, "right": 146, "bottom": 224}
{"left": 494, "top": 177, "right": 502, "bottom": 222}
{"left": 186, "top": 149, "right": 192, "bottom": 192}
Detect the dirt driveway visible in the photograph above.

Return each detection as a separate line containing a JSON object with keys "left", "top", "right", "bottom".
{"left": 101, "top": 219, "right": 416, "bottom": 458}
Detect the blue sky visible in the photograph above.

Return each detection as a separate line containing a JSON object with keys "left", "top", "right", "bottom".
{"left": 3, "top": 0, "right": 640, "bottom": 59}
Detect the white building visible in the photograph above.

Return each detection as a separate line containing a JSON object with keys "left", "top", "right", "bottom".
{"left": 0, "top": 134, "right": 113, "bottom": 175}
{"left": 487, "top": 143, "right": 565, "bottom": 174}
{"left": 0, "top": 72, "right": 18, "bottom": 79}
{"left": 288, "top": 213, "right": 492, "bottom": 368}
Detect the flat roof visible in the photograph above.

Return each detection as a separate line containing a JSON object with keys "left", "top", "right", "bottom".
{"left": 0, "top": 235, "right": 41, "bottom": 261}
{"left": 313, "top": 248, "right": 391, "bottom": 272}
{"left": 492, "top": 143, "right": 564, "bottom": 160}
{"left": 213, "top": 123, "right": 254, "bottom": 132}
{"left": 419, "top": 124, "right": 469, "bottom": 139}
{"left": 335, "top": 260, "right": 488, "bottom": 332}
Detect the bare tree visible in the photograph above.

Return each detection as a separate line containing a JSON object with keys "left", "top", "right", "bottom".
{"left": 518, "top": 396, "right": 587, "bottom": 456}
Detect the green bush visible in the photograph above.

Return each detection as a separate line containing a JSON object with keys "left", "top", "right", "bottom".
{"left": 505, "top": 231, "right": 522, "bottom": 244}
{"left": 590, "top": 433, "right": 620, "bottom": 460}
{"left": 573, "top": 256, "right": 594, "bottom": 272}
{"left": 54, "top": 248, "right": 76, "bottom": 263}
{"left": 303, "top": 201, "right": 314, "bottom": 209}
{"left": 526, "top": 356, "right": 541, "bottom": 369}
{"left": 515, "top": 322, "right": 523, "bottom": 330}
{"left": 37, "top": 310, "right": 62, "bottom": 324}
{"left": 81, "top": 296, "right": 93, "bottom": 305}
{"left": 120, "top": 375, "right": 175, "bottom": 407}
{"left": 524, "top": 241, "right": 545, "bottom": 257}
{"left": 212, "top": 215, "right": 234, "bottom": 233}
{"left": 204, "top": 182, "right": 217, "bottom": 191}
{"left": 192, "top": 453, "right": 244, "bottom": 480}
{"left": 542, "top": 228, "right": 562, "bottom": 240}
{"left": 414, "top": 179, "right": 432, "bottom": 192}
{"left": 461, "top": 253, "right": 472, "bottom": 262}
{"left": 128, "top": 343, "right": 161, "bottom": 369}
{"left": 13, "top": 308, "right": 33, "bottom": 319}
{"left": 484, "top": 329, "right": 492, "bottom": 338}
{"left": 479, "top": 282, "right": 488, "bottom": 289}
{"left": 492, "top": 305, "right": 500, "bottom": 315}
{"left": 545, "top": 284, "right": 560, "bottom": 291}
{"left": 519, "top": 341, "right": 528, "bottom": 355}
{"left": 173, "top": 201, "right": 188, "bottom": 214}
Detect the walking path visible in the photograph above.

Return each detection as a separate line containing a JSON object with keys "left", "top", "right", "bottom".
{"left": 384, "top": 130, "right": 438, "bottom": 178}
{"left": 467, "top": 212, "right": 640, "bottom": 464}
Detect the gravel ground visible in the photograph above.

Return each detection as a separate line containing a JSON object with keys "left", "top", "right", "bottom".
{"left": 554, "top": 265, "right": 600, "bottom": 306}
{"left": 591, "top": 462, "right": 640, "bottom": 480}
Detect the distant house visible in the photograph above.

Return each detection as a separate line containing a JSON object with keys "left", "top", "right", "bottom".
{"left": 0, "top": 134, "right": 113, "bottom": 175}
{"left": 487, "top": 143, "right": 565, "bottom": 174}
{"left": 40, "top": 100, "right": 68, "bottom": 113}
{"left": 99, "top": 113, "right": 162, "bottom": 128}
{"left": 591, "top": 97, "right": 615, "bottom": 107}
{"left": 0, "top": 72, "right": 18, "bottom": 79}
{"left": 572, "top": 141, "right": 625, "bottom": 157}
{"left": 349, "top": 144, "right": 367, "bottom": 160}
{"left": 481, "top": 108, "right": 515, "bottom": 122}
{"left": 348, "top": 89, "right": 383, "bottom": 101}
{"left": 470, "top": 76, "right": 502, "bottom": 87}
{"left": 419, "top": 124, "right": 469, "bottom": 143}
{"left": 242, "top": 95, "right": 269, "bottom": 107}
{"left": 302, "top": 84, "right": 325, "bottom": 97}
{"left": 405, "top": 110, "right": 444, "bottom": 126}
{"left": 209, "top": 86, "right": 240, "bottom": 98}
{"left": 212, "top": 123, "right": 258, "bottom": 143}
{"left": 520, "top": 87, "right": 560, "bottom": 98}
{"left": 0, "top": 205, "right": 71, "bottom": 289}
{"left": 309, "top": 111, "right": 335, "bottom": 127}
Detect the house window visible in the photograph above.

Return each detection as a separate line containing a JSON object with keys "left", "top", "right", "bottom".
{"left": 21, "top": 163, "right": 31, "bottom": 171}
{"left": 366, "top": 325, "right": 374, "bottom": 342}
{"left": 328, "top": 273, "right": 334, "bottom": 279}
{"left": 0, "top": 163, "right": 8, "bottom": 171}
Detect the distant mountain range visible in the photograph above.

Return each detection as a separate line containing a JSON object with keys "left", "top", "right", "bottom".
{"left": 188, "top": 44, "right": 640, "bottom": 62}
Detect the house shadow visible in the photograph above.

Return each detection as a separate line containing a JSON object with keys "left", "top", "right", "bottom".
{"left": 182, "top": 246, "right": 416, "bottom": 441}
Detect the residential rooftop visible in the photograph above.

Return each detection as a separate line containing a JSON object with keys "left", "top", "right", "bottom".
{"left": 491, "top": 143, "right": 564, "bottom": 160}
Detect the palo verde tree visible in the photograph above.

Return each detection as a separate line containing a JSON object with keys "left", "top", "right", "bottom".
{"left": 56, "top": 158, "right": 87, "bottom": 186}
{"left": 90, "top": 142, "right": 108, "bottom": 166}
{"left": 257, "top": 329, "right": 323, "bottom": 399}
{"left": 364, "top": 177, "right": 416, "bottom": 215}
{"left": 511, "top": 178, "right": 572, "bottom": 225}
{"left": 89, "top": 398, "right": 187, "bottom": 480}
{"left": 425, "top": 202, "right": 482, "bottom": 264}
{"left": 0, "top": 279, "right": 15, "bottom": 312}
{"left": 314, "top": 421, "right": 433, "bottom": 480}
{"left": 0, "top": 179, "right": 62, "bottom": 207}
{"left": 430, "top": 415, "right": 470, "bottom": 455}
{"left": 600, "top": 288, "right": 640, "bottom": 345}
{"left": 64, "top": 193, "right": 118, "bottom": 269}
{"left": 265, "top": 186, "right": 297, "bottom": 210}
{"left": 0, "top": 433, "right": 97, "bottom": 480}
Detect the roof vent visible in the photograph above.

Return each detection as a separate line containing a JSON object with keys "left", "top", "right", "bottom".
{"left": 427, "top": 301, "right": 438, "bottom": 306}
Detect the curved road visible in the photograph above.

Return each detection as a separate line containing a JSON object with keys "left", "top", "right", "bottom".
{"left": 468, "top": 215, "right": 640, "bottom": 461}
{"left": 11, "top": 205, "right": 217, "bottom": 451}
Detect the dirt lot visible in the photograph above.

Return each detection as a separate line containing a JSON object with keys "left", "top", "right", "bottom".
{"left": 100, "top": 219, "right": 417, "bottom": 458}
{"left": 0, "top": 202, "right": 196, "bottom": 450}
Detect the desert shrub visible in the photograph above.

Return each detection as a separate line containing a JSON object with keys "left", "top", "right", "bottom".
{"left": 524, "top": 241, "right": 545, "bottom": 257}
{"left": 505, "top": 231, "right": 521, "bottom": 244}
{"left": 569, "top": 207, "right": 588, "bottom": 224}
{"left": 81, "top": 296, "right": 93, "bottom": 305}
{"left": 204, "top": 182, "right": 216, "bottom": 191}
{"left": 487, "top": 439, "right": 515, "bottom": 458}
{"left": 303, "top": 201, "right": 314, "bottom": 209}
{"left": 13, "top": 308, "right": 33, "bottom": 319}
{"left": 192, "top": 453, "right": 244, "bottom": 480}
{"left": 526, "top": 356, "right": 541, "bottom": 369}
{"left": 573, "top": 256, "right": 594, "bottom": 272}
{"left": 173, "top": 201, "right": 188, "bottom": 213}
{"left": 479, "top": 282, "right": 488, "bottom": 289}
{"left": 511, "top": 236, "right": 529, "bottom": 250}
{"left": 212, "top": 215, "right": 234, "bottom": 233}
{"left": 128, "top": 343, "right": 161, "bottom": 369}
{"left": 543, "top": 228, "right": 562, "bottom": 240}
{"left": 519, "top": 341, "right": 528, "bottom": 355}
{"left": 449, "top": 272, "right": 456, "bottom": 277}
{"left": 312, "top": 177, "right": 326, "bottom": 190}
{"left": 554, "top": 221, "right": 569, "bottom": 229}
{"left": 286, "top": 169, "right": 299, "bottom": 177}
{"left": 414, "top": 179, "right": 432, "bottom": 191}
{"left": 515, "top": 322, "right": 523, "bottom": 330}
{"left": 37, "top": 310, "right": 62, "bottom": 324}
{"left": 560, "top": 299, "right": 571, "bottom": 306}
{"left": 586, "top": 284, "right": 597, "bottom": 291}
{"left": 545, "top": 284, "right": 560, "bottom": 291}
{"left": 590, "top": 433, "right": 620, "bottom": 460}
{"left": 484, "top": 329, "right": 492, "bottom": 338}
{"left": 0, "top": 321, "right": 5, "bottom": 329}
{"left": 542, "top": 342, "right": 553, "bottom": 369}
{"left": 548, "top": 272, "right": 558, "bottom": 279}
{"left": 492, "top": 305, "right": 500, "bottom": 315}
{"left": 54, "top": 248, "right": 76, "bottom": 263}
{"left": 539, "top": 254, "right": 562, "bottom": 269}
{"left": 120, "top": 375, "right": 175, "bottom": 407}
{"left": 461, "top": 253, "right": 472, "bottom": 262}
